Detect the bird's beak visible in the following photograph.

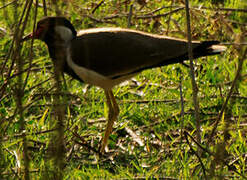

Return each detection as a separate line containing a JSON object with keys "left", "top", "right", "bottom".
{"left": 21, "top": 33, "right": 34, "bottom": 42}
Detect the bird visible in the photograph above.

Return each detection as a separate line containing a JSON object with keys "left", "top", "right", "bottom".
{"left": 22, "top": 16, "right": 226, "bottom": 153}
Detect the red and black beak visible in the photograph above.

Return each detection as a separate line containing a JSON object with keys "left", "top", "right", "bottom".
{"left": 22, "top": 33, "right": 34, "bottom": 41}
{"left": 22, "top": 27, "right": 43, "bottom": 41}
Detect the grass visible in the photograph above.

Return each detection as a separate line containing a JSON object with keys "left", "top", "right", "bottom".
{"left": 0, "top": 0, "right": 247, "bottom": 179}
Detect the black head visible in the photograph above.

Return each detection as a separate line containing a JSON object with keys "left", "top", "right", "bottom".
{"left": 23, "top": 16, "right": 77, "bottom": 44}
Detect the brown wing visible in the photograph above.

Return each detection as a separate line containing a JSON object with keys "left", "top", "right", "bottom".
{"left": 70, "top": 28, "right": 222, "bottom": 79}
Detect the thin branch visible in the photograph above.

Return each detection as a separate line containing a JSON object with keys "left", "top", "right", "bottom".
{"left": 184, "top": 132, "right": 206, "bottom": 178}
{"left": 143, "top": 5, "right": 247, "bottom": 16}
{"left": 0, "top": 0, "right": 18, "bottom": 9}
{"left": 165, "top": 0, "right": 175, "bottom": 36}
{"left": 127, "top": 4, "right": 133, "bottom": 27}
{"left": 42, "top": 0, "right": 47, "bottom": 16}
{"left": 136, "top": 7, "right": 184, "bottom": 19}
{"left": 72, "top": 130, "right": 100, "bottom": 154}
{"left": 22, "top": 0, "right": 38, "bottom": 92}
{"left": 144, "top": 5, "right": 178, "bottom": 15}
{"left": 185, "top": 0, "right": 201, "bottom": 144}
{"left": 3, "top": 129, "right": 58, "bottom": 141}
{"left": 121, "top": 99, "right": 180, "bottom": 104}
{"left": 221, "top": 42, "right": 247, "bottom": 46}
{"left": 0, "top": 0, "right": 30, "bottom": 99}
{"left": 91, "top": 0, "right": 104, "bottom": 14}
{"left": 185, "top": 131, "right": 247, "bottom": 179}
{"left": 194, "top": 6, "right": 247, "bottom": 12}
{"left": 86, "top": 15, "right": 116, "bottom": 24}
{"left": 146, "top": 5, "right": 247, "bottom": 13}
{"left": 209, "top": 48, "right": 247, "bottom": 143}
{"left": 179, "top": 73, "right": 185, "bottom": 147}
{"left": 14, "top": 0, "right": 34, "bottom": 179}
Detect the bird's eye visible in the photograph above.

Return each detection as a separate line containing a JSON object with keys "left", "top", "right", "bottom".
{"left": 36, "top": 22, "right": 45, "bottom": 30}
{"left": 36, "top": 24, "right": 42, "bottom": 30}
{"left": 34, "top": 24, "right": 45, "bottom": 38}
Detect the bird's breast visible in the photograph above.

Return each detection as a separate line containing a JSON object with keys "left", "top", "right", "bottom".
{"left": 65, "top": 46, "right": 136, "bottom": 90}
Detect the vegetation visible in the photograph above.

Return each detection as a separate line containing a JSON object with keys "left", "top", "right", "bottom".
{"left": 0, "top": 0, "right": 246, "bottom": 179}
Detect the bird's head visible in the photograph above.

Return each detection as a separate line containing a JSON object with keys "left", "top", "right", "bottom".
{"left": 22, "top": 16, "right": 77, "bottom": 44}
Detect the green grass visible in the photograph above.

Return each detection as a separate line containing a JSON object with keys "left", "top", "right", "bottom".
{"left": 0, "top": 0, "right": 247, "bottom": 179}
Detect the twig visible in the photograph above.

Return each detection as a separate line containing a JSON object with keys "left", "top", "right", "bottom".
{"left": 1, "top": 169, "right": 40, "bottom": 176}
{"left": 121, "top": 99, "right": 180, "bottom": 104}
{"left": 72, "top": 130, "right": 100, "bottom": 154}
{"left": 3, "top": 129, "right": 58, "bottom": 141}
{"left": 179, "top": 73, "right": 185, "bottom": 146}
{"left": 6, "top": 2, "right": 31, "bottom": 180}
{"left": 209, "top": 48, "right": 247, "bottom": 143}
{"left": 184, "top": 132, "right": 206, "bottom": 178}
{"left": 86, "top": 15, "right": 116, "bottom": 24}
{"left": 92, "top": 0, "right": 104, "bottom": 14}
{"left": 0, "top": 66, "right": 51, "bottom": 101}
{"left": 101, "top": 7, "right": 184, "bottom": 21}
{"left": 145, "top": 5, "right": 247, "bottom": 13}
{"left": 185, "top": 0, "right": 201, "bottom": 144}
{"left": 0, "top": 0, "right": 18, "bottom": 9}
{"left": 194, "top": 6, "right": 247, "bottom": 13}
{"left": 14, "top": 0, "right": 34, "bottom": 179}
{"left": 127, "top": 4, "right": 133, "bottom": 27}
{"left": 166, "top": 0, "right": 175, "bottom": 35}
{"left": 22, "top": 0, "right": 38, "bottom": 92}
{"left": 0, "top": 0, "right": 30, "bottom": 100}
{"left": 27, "top": 77, "right": 53, "bottom": 92}
{"left": 125, "top": 127, "right": 144, "bottom": 146}
{"left": 144, "top": 5, "right": 178, "bottom": 15}
{"left": 136, "top": 7, "right": 184, "bottom": 19}
{"left": 221, "top": 42, "right": 247, "bottom": 46}
{"left": 225, "top": 19, "right": 247, "bottom": 26}
{"left": 42, "top": 0, "right": 47, "bottom": 16}
{"left": 185, "top": 131, "right": 247, "bottom": 179}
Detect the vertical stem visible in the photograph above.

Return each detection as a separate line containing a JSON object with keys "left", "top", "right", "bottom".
{"left": 184, "top": 0, "right": 201, "bottom": 144}
{"left": 22, "top": 0, "right": 38, "bottom": 92}
{"left": 14, "top": 0, "right": 33, "bottom": 178}
{"left": 53, "top": 64, "right": 66, "bottom": 179}
{"left": 166, "top": 0, "right": 175, "bottom": 35}
{"left": 179, "top": 73, "right": 185, "bottom": 147}
{"left": 128, "top": 4, "right": 133, "bottom": 28}
{"left": 209, "top": 48, "right": 247, "bottom": 142}
{"left": 43, "top": 51, "right": 66, "bottom": 180}
{"left": 42, "top": 0, "right": 47, "bottom": 16}
{"left": 16, "top": 52, "right": 29, "bottom": 180}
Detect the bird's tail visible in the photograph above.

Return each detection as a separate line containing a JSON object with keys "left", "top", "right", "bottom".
{"left": 155, "top": 41, "right": 226, "bottom": 67}
{"left": 192, "top": 41, "right": 226, "bottom": 58}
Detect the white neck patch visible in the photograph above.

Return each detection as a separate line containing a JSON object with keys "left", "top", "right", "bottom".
{"left": 55, "top": 26, "right": 74, "bottom": 42}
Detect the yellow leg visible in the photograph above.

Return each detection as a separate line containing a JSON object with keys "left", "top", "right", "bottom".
{"left": 100, "top": 90, "right": 119, "bottom": 153}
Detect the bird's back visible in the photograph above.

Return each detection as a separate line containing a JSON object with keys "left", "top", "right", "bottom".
{"left": 70, "top": 28, "right": 223, "bottom": 79}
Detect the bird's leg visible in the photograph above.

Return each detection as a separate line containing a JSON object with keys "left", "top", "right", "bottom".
{"left": 100, "top": 90, "right": 114, "bottom": 153}
{"left": 100, "top": 90, "right": 119, "bottom": 153}
{"left": 109, "top": 90, "right": 120, "bottom": 128}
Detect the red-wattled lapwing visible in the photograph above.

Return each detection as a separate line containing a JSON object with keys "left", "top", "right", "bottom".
{"left": 23, "top": 16, "right": 226, "bottom": 153}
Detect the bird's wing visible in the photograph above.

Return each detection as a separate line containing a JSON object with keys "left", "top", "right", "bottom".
{"left": 70, "top": 28, "right": 204, "bottom": 78}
